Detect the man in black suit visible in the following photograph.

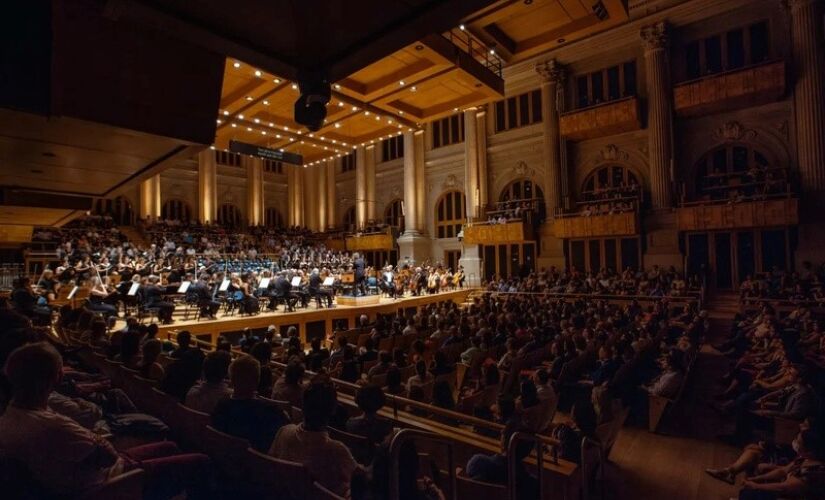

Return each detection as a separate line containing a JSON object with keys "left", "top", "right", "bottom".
{"left": 192, "top": 276, "right": 220, "bottom": 319}
{"left": 141, "top": 275, "right": 175, "bottom": 324}
{"left": 353, "top": 253, "right": 366, "bottom": 296}
{"left": 272, "top": 272, "right": 297, "bottom": 312}
{"left": 308, "top": 269, "right": 333, "bottom": 308}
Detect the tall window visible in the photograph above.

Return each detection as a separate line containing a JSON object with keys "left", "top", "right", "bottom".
{"left": 431, "top": 114, "right": 464, "bottom": 149}
{"left": 265, "top": 207, "right": 284, "bottom": 228}
{"left": 263, "top": 159, "right": 283, "bottom": 174}
{"left": 582, "top": 165, "right": 640, "bottom": 194}
{"left": 342, "top": 206, "right": 356, "bottom": 230}
{"left": 341, "top": 153, "right": 355, "bottom": 173}
{"left": 218, "top": 204, "right": 242, "bottom": 227}
{"left": 93, "top": 196, "right": 134, "bottom": 226}
{"left": 574, "top": 61, "right": 637, "bottom": 109}
{"left": 161, "top": 199, "right": 191, "bottom": 222}
{"left": 435, "top": 190, "right": 466, "bottom": 239}
{"left": 683, "top": 21, "right": 770, "bottom": 80}
{"left": 384, "top": 199, "right": 404, "bottom": 231}
{"left": 216, "top": 150, "right": 241, "bottom": 166}
{"left": 494, "top": 89, "right": 542, "bottom": 132}
{"left": 381, "top": 136, "right": 404, "bottom": 162}
{"left": 692, "top": 144, "right": 786, "bottom": 201}
{"left": 498, "top": 179, "right": 546, "bottom": 222}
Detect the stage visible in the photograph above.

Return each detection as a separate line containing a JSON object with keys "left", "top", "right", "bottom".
{"left": 157, "top": 288, "right": 474, "bottom": 346}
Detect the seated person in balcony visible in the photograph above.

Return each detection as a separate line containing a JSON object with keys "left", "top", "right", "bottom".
{"left": 185, "top": 350, "right": 232, "bottom": 414}
{"left": 269, "top": 380, "right": 361, "bottom": 498}
{"left": 346, "top": 384, "right": 393, "bottom": 445}
{"left": 211, "top": 354, "right": 289, "bottom": 452}
{"left": 271, "top": 361, "right": 306, "bottom": 408}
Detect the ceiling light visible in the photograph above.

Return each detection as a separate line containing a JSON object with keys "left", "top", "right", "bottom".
{"left": 291, "top": 84, "right": 298, "bottom": 90}
{"left": 276, "top": 134, "right": 281, "bottom": 138}
{"left": 233, "top": 61, "right": 241, "bottom": 68}
{"left": 352, "top": 106, "right": 358, "bottom": 111}
{"left": 300, "top": 141, "right": 304, "bottom": 144}
{"left": 231, "top": 123, "right": 237, "bottom": 128}
{"left": 335, "top": 123, "right": 341, "bottom": 128}
{"left": 454, "top": 107, "right": 458, "bottom": 112}
{"left": 398, "top": 110, "right": 404, "bottom": 115}
{"left": 216, "top": 119, "right": 222, "bottom": 124}
{"left": 247, "top": 127, "right": 252, "bottom": 131}
{"left": 309, "top": 133, "right": 314, "bottom": 137}
{"left": 375, "top": 116, "right": 380, "bottom": 121}
{"left": 254, "top": 70, "right": 262, "bottom": 77}
{"left": 399, "top": 80, "right": 405, "bottom": 86}
{"left": 332, "top": 139, "right": 336, "bottom": 143}
{"left": 238, "top": 114, "right": 244, "bottom": 119}
{"left": 297, "top": 131, "right": 302, "bottom": 135}
{"left": 269, "top": 122, "right": 274, "bottom": 127}
{"left": 223, "top": 110, "right": 229, "bottom": 116}
{"left": 273, "top": 78, "right": 280, "bottom": 84}
{"left": 334, "top": 84, "right": 341, "bottom": 90}
{"left": 490, "top": 49, "right": 495, "bottom": 55}
{"left": 459, "top": 24, "right": 465, "bottom": 30}
{"left": 263, "top": 100, "right": 270, "bottom": 105}
{"left": 365, "top": 111, "right": 370, "bottom": 116}
{"left": 342, "top": 142, "right": 347, "bottom": 146}
{"left": 338, "top": 102, "right": 344, "bottom": 107}
{"left": 210, "top": 145, "right": 216, "bottom": 150}
{"left": 410, "top": 86, "right": 417, "bottom": 92}
{"left": 279, "top": 148, "right": 284, "bottom": 152}
{"left": 254, "top": 118, "right": 260, "bottom": 123}
{"left": 387, "top": 118, "right": 393, "bottom": 123}
{"left": 261, "top": 130, "right": 266, "bottom": 135}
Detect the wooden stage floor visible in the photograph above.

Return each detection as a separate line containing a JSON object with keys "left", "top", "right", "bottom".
{"left": 156, "top": 288, "right": 473, "bottom": 344}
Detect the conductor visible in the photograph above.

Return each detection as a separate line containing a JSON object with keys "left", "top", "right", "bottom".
{"left": 353, "top": 252, "right": 367, "bottom": 296}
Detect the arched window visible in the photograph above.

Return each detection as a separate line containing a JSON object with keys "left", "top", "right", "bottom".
{"left": 692, "top": 144, "right": 784, "bottom": 201}
{"left": 342, "top": 206, "right": 356, "bottom": 231}
{"left": 384, "top": 199, "right": 404, "bottom": 231}
{"left": 435, "top": 190, "right": 465, "bottom": 239}
{"left": 499, "top": 179, "right": 546, "bottom": 221}
{"left": 265, "top": 207, "right": 284, "bottom": 228}
{"left": 582, "top": 165, "right": 640, "bottom": 194}
{"left": 161, "top": 199, "right": 191, "bottom": 222}
{"left": 93, "top": 196, "right": 134, "bottom": 226}
{"left": 218, "top": 204, "right": 242, "bottom": 228}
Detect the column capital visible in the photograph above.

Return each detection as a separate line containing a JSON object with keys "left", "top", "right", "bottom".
{"left": 782, "top": 0, "right": 822, "bottom": 12}
{"left": 535, "top": 59, "right": 566, "bottom": 85}
{"left": 640, "top": 21, "right": 669, "bottom": 52}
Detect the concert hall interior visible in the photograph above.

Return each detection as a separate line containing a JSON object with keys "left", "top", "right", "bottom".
{"left": 2, "top": 0, "right": 825, "bottom": 499}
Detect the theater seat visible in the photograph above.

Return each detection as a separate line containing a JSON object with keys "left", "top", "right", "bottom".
{"left": 312, "top": 480, "right": 346, "bottom": 500}
{"left": 77, "top": 469, "right": 144, "bottom": 500}
{"left": 245, "top": 448, "right": 310, "bottom": 500}
{"left": 201, "top": 425, "right": 251, "bottom": 481}
{"left": 455, "top": 467, "right": 506, "bottom": 500}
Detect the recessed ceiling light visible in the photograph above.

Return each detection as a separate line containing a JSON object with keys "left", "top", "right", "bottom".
{"left": 398, "top": 110, "right": 404, "bottom": 115}
{"left": 269, "top": 122, "right": 274, "bottom": 127}
{"left": 335, "top": 123, "right": 341, "bottom": 128}
{"left": 261, "top": 130, "right": 266, "bottom": 135}
{"left": 238, "top": 114, "right": 244, "bottom": 119}
{"left": 291, "top": 84, "right": 298, "bottom": 90}
{"left": 273, "top": 78, "right": 280, "bottom": 84}
{"left": 233, "top": 61, "right": 241, "bottom": 68}
{"left": 254, "top": 70, "right": 262, "bottom": 77}
{"left": 332, "top": 139, "right": 336, "bottom": 143}
{"left": 254, "top": 118, "right": 260, "bottom": 123}
{"left": 263, "top": 100, "right": 270, "bottom": 105}
{"left": 309, "top": 133, "right": 314, "bottom": 137}
{"left": 223, "top": 110, "right": 229, "bottom": 115}
{"left": 247, "top": 127, "right": 253, "bottom": 131}
{"left": 276, "top": 134, "right": 281, "bottom": 138}
{"left": 410, "top": 86, "right": 417, "bottom": 92}
{"left": 557, "top": 38, "right": 565, "bottom": 43}
{"left": 375, "top": 116, "right": 380, "bottom": 121}
{"left": 334, "top": 84, "right": 341, "bottom": 90}
{"left": 210, "top": 145, "right": 216, "bottom": 150}
{"left": 216, "top": 119, "right": 222, "bottom": 124}
{"left": 454, "top": 107, "right": 458, "bottom": 112}
{"left": 399, "top": 80, "right": 405, "bottom": 86}
{"left": 279, "top": 148, "right": 284, "bottom": 152}
{"left": 231, "top": 123, "right": 237, "bottom": 128}
{"left": 459, "top": 24, "right": 465, "bottom": 30}
{"left": 490, "top": 49, "right": 495, "bottom": 55}
{"left": 415, "top": 44, "right": 424, "bottom": 51}
{"left": 365, "top": 111, "right": 370, "bottom": 116}
{"left": 352, "top": 106, "right": 358, "bottom": 111}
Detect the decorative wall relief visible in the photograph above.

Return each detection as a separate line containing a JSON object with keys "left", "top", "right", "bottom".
{"left": 711, "top": 121, "right": 757, "bottom": 142}
{"left": 442, "top": 174, "right": 459, "bottom": 190}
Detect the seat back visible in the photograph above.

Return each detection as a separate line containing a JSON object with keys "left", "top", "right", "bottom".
{"left": 328, "top": 426, "right": 374, "bottom": 464}
{"left": 201, "top": 426, "right": 252, "bottom": 481}
{"left": 455, "top": 468, "right": 506, "bottom": 500}
{"left": 77, "top": 469, "right": 144, "bottom": 500}
{"left": 312, "top": 480, "right": 347, "bottom": 500}
{"left": 245, "top": 448, "right": 310, "bottom": 500}
{"left": 167, "top": 403, "right": 210, "bottom": 447}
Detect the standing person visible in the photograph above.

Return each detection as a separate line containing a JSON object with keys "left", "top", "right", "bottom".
{"left": 353, "top": 253, "right": 367, "bottom": 296}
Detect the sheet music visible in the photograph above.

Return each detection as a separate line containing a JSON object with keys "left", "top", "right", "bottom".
{"left": 219, "top": 279, "right": 231, "bottom": 292}
{"left": 127, "top": 282, "right": 140, "bottom": 296}
{"left": 258, "top": 277, "right": 271, "bottom": 289}
{"left": 177, "top": 281, "right": 191, "bottom": 293}
{"left": 67, "top": 286, "right": 79, "bottom": 300}
{"left": 291, "top": 276, "right": 302, "bottom": 287}
{"left": 322, "top": 277, "right": 334, "bottom": 286}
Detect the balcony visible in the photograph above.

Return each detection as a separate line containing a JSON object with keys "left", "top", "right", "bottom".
{"left": 673, "top": 60, "right": 786, "bottom": 117}
{"left": 345, "top": 228, "right": 395, "bottom": 251}
{"left": 552, "top": 210, "right": 639, "bottom": 238}
{"left": 559, "top": 96, "right": 641, "bottom": 141}
{"left": 676, "top": 196, "right": 798, "bottom": 231}
{"left": 463, "top": 221, "right": 528, "bottom": 245}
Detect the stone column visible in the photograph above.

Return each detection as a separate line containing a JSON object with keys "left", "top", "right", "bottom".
{"left": 463, "top": 108, "right": 479, "bottom": 218}
{"left": 198, "top": 149, "right": 217, "bottom": 223}
{"left": 317, "top": 162, "right": 328, "bottom": 231}
{"left": 787, "top": 0, "right": 825, "bottom": 264}
{"left": 476, "top": 106, "right": 489, "bottom": 210}
{"left": 288, "top": 167, "right": 304, "bottom": 227}
{"left": 641, "top": 21, "right": 674, "bottom": 209}
{"left": 355, "top": 146, "right": 367, "bottom": 229}
{"left": 244, "top": 156, "right": 264, "bottom": 226}
{"left": 326, "top": 159, "right": 336, "bottom": 230}
{"left": 398, "top": 129, "right": 430, "bottom": 265}
{"left": 535, "top": 59, "right": 566, "bottom": 215}
{"left": 139, "top": 174, "right": 161, "bottom": 221}
{"left": 302, "top": 166, "right": 318, "bottom": 231}
{"left": 366, "top": 145, "right": 377, "bottom": 222}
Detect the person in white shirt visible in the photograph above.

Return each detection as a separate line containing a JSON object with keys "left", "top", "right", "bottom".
{"left": 185, "top": 350, "right": 232, "bottom": 413}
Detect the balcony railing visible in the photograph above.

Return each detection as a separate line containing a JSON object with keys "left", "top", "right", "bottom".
{"left": 676, "top": 195, "right": 798, "bottom": 231}
{"left": 673, "top": 60, "right": 786, "bottom": 117}
{"left": 559, "top": 96, "right": 641, "bottom": 141}
{"left": 463, "top": 220, "right": 528, "bottom": 245}
{"left": 552, "top": 210, "right": 639, "bottom": 238}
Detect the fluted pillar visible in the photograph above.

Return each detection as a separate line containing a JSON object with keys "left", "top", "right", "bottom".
{"left": 198, "top": 149, "right": 217, "bottom": 223}
{"left": 463, "top": 108, "right": 480, "bottom": 218}
{"left": 326, "top": 159, "right": 337, "bottom": 229}
{"left": 288, "top": 167, "right": 304, "bottom": 227}
{"left": 244, "top": 157, "right": 264, "bottom": 226}
{"left": 355, "top": 146, "right": 367, "bottom": 229}
{"left": 476, "top": 106, "right": 489, "bottom": 210}
{"left": 398, "top": 129, "right": 430, "bottom": 265}
{"left": 302, "top": 166, "right": 319, "bottom": 231}
{"left": 641, "top": 21, "right": 674, "bottom": 209}
{"left": 535, "top": 59, "right": 565, "bottom": 215}
{"left": 402, "top": 131, "right": 420, "bottom": 235}
{"left": 414, "top": 131, "right": 427, "bottom": 232}
{"left": 317, "top": 162, "right": 328, "bottom": 231}
{"left": 788, "top": 0, "right": 825, "bottom": 196}
{"left": 139, "top": 174, "right": 161, "bottom": 221}
{"left": 366, "top": 145, "right": 377, "bottom": 222}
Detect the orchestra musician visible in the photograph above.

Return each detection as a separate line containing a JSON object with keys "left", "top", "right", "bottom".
{"left": 36, "top": 269, "right": 59, "bottom": 303}
{"left": 353, "top": 252, "right": 367, "bottom": 296}
{"left": 141, "top": 275, "right": 175, "bottom": 324}
{"left": 11, "top": 276, "right": 52, "bottom": 324}
{"left": 237, "top": 274, "right": 260, "bottom": 315}
{"left": 192, "top": 275, "right": 220, "bottom": 319}
{"left": 379, "top": 265, "right": 397, "bottom": 299}
{"left": 427, "top": 267, "right": 440, "bottom": 294}
{"left": 87, "top": 275, "right": 118, "bottom": 317}
{"left": 271, "top": 271, "right": 297, "bottom": 312}
{"left": 308, "top": 268, "right": 333, "bottom": 308}
{"left": 454, "top": 266, "right": 465, "bottom": 288}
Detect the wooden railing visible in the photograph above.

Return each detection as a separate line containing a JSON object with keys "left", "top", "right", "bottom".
{"left": 673, "top": 60, "right": 786, "bottom": 117}
{"left": 552, "top": 210, "right": 638, "bottom": 238}
{"left": 677, "top": 196, "right": 798, "bottom": 231}
{"left": 559, "top": 96, "right": 641, "bottom": 141}
{"left": 462, "top": 220, "right": 529, "bottom": 245}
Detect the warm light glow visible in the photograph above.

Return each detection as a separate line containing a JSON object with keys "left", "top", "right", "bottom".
{"left": 263, "top": 100, "right": 270, "bottom": 105}
{"left": 410, "top": 86, "right": 417, "bottom": 92}
{"left": 335, "top": 123, "right": 341, "bottom": 128}
{"left": 334, "top": 84, "right": 341, "bottom": 90}
{"left": 291, "top": 84, "right": 298, "bottom": 89}
{"left": 254, "top": 70, "right": 262, "bottom": 77}
{"left": 238, "top": 114, "right": 245, "bottom": 119}
{"left": 233, "top": 61, "right": 241, "bottom": 68}
{"left": 223, "top": 110, "right": 229, "bottom": 115}
{"left": 399, "top": 80, "right": 405, "bottom": 86}
{"left": 254, "top": 118, "right": 260, "bottom": 123}
{"left": 231, "top": 123, "right": 237, "bottom": 128}
{"left": 459, "top": 24, "right": 465, "bottom": 30}
{"left": 273, "top": 78, "right": 280, "bottom": 84}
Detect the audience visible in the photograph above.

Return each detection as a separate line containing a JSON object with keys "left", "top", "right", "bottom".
{"left": 185, "top": 350, "right": 232, "bottom": 413}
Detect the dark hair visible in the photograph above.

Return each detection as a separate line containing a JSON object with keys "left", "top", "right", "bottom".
{"left": 386, "top": 366, "right": 402, "bottom": 388}
{"left": 302, "top": 382, "right": 338, "bottom": 430}
{"left": 203, "top": 350, "right": 231, "bottom": 383}
{"left": 432, "top": 380, "right": 454, "bottom": 410}
{"left": 379, "top": 351, "right": 392, "bottom": 364}
{"left": 520, "top": 379, "right": 539, "bottom": 408}
{"left": 535, "top": 367, "right": 550, "bottom": 385}
{"left": 414, "top": 360, "right": 427, "bottom": 378}
{"left": 571, "top": 398, "right": 598, "bottom": 437}
{"left": 355, "top": 384, "right": 386, "bottom": 414}
{"left": 284, "top": 361, "right": 305, "bottom": 385}
{"left": 177, "top": 330, "right": 192, "bottom": 347}
{"left": 250, "top": 341, "right": 272, "bottom": 365}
